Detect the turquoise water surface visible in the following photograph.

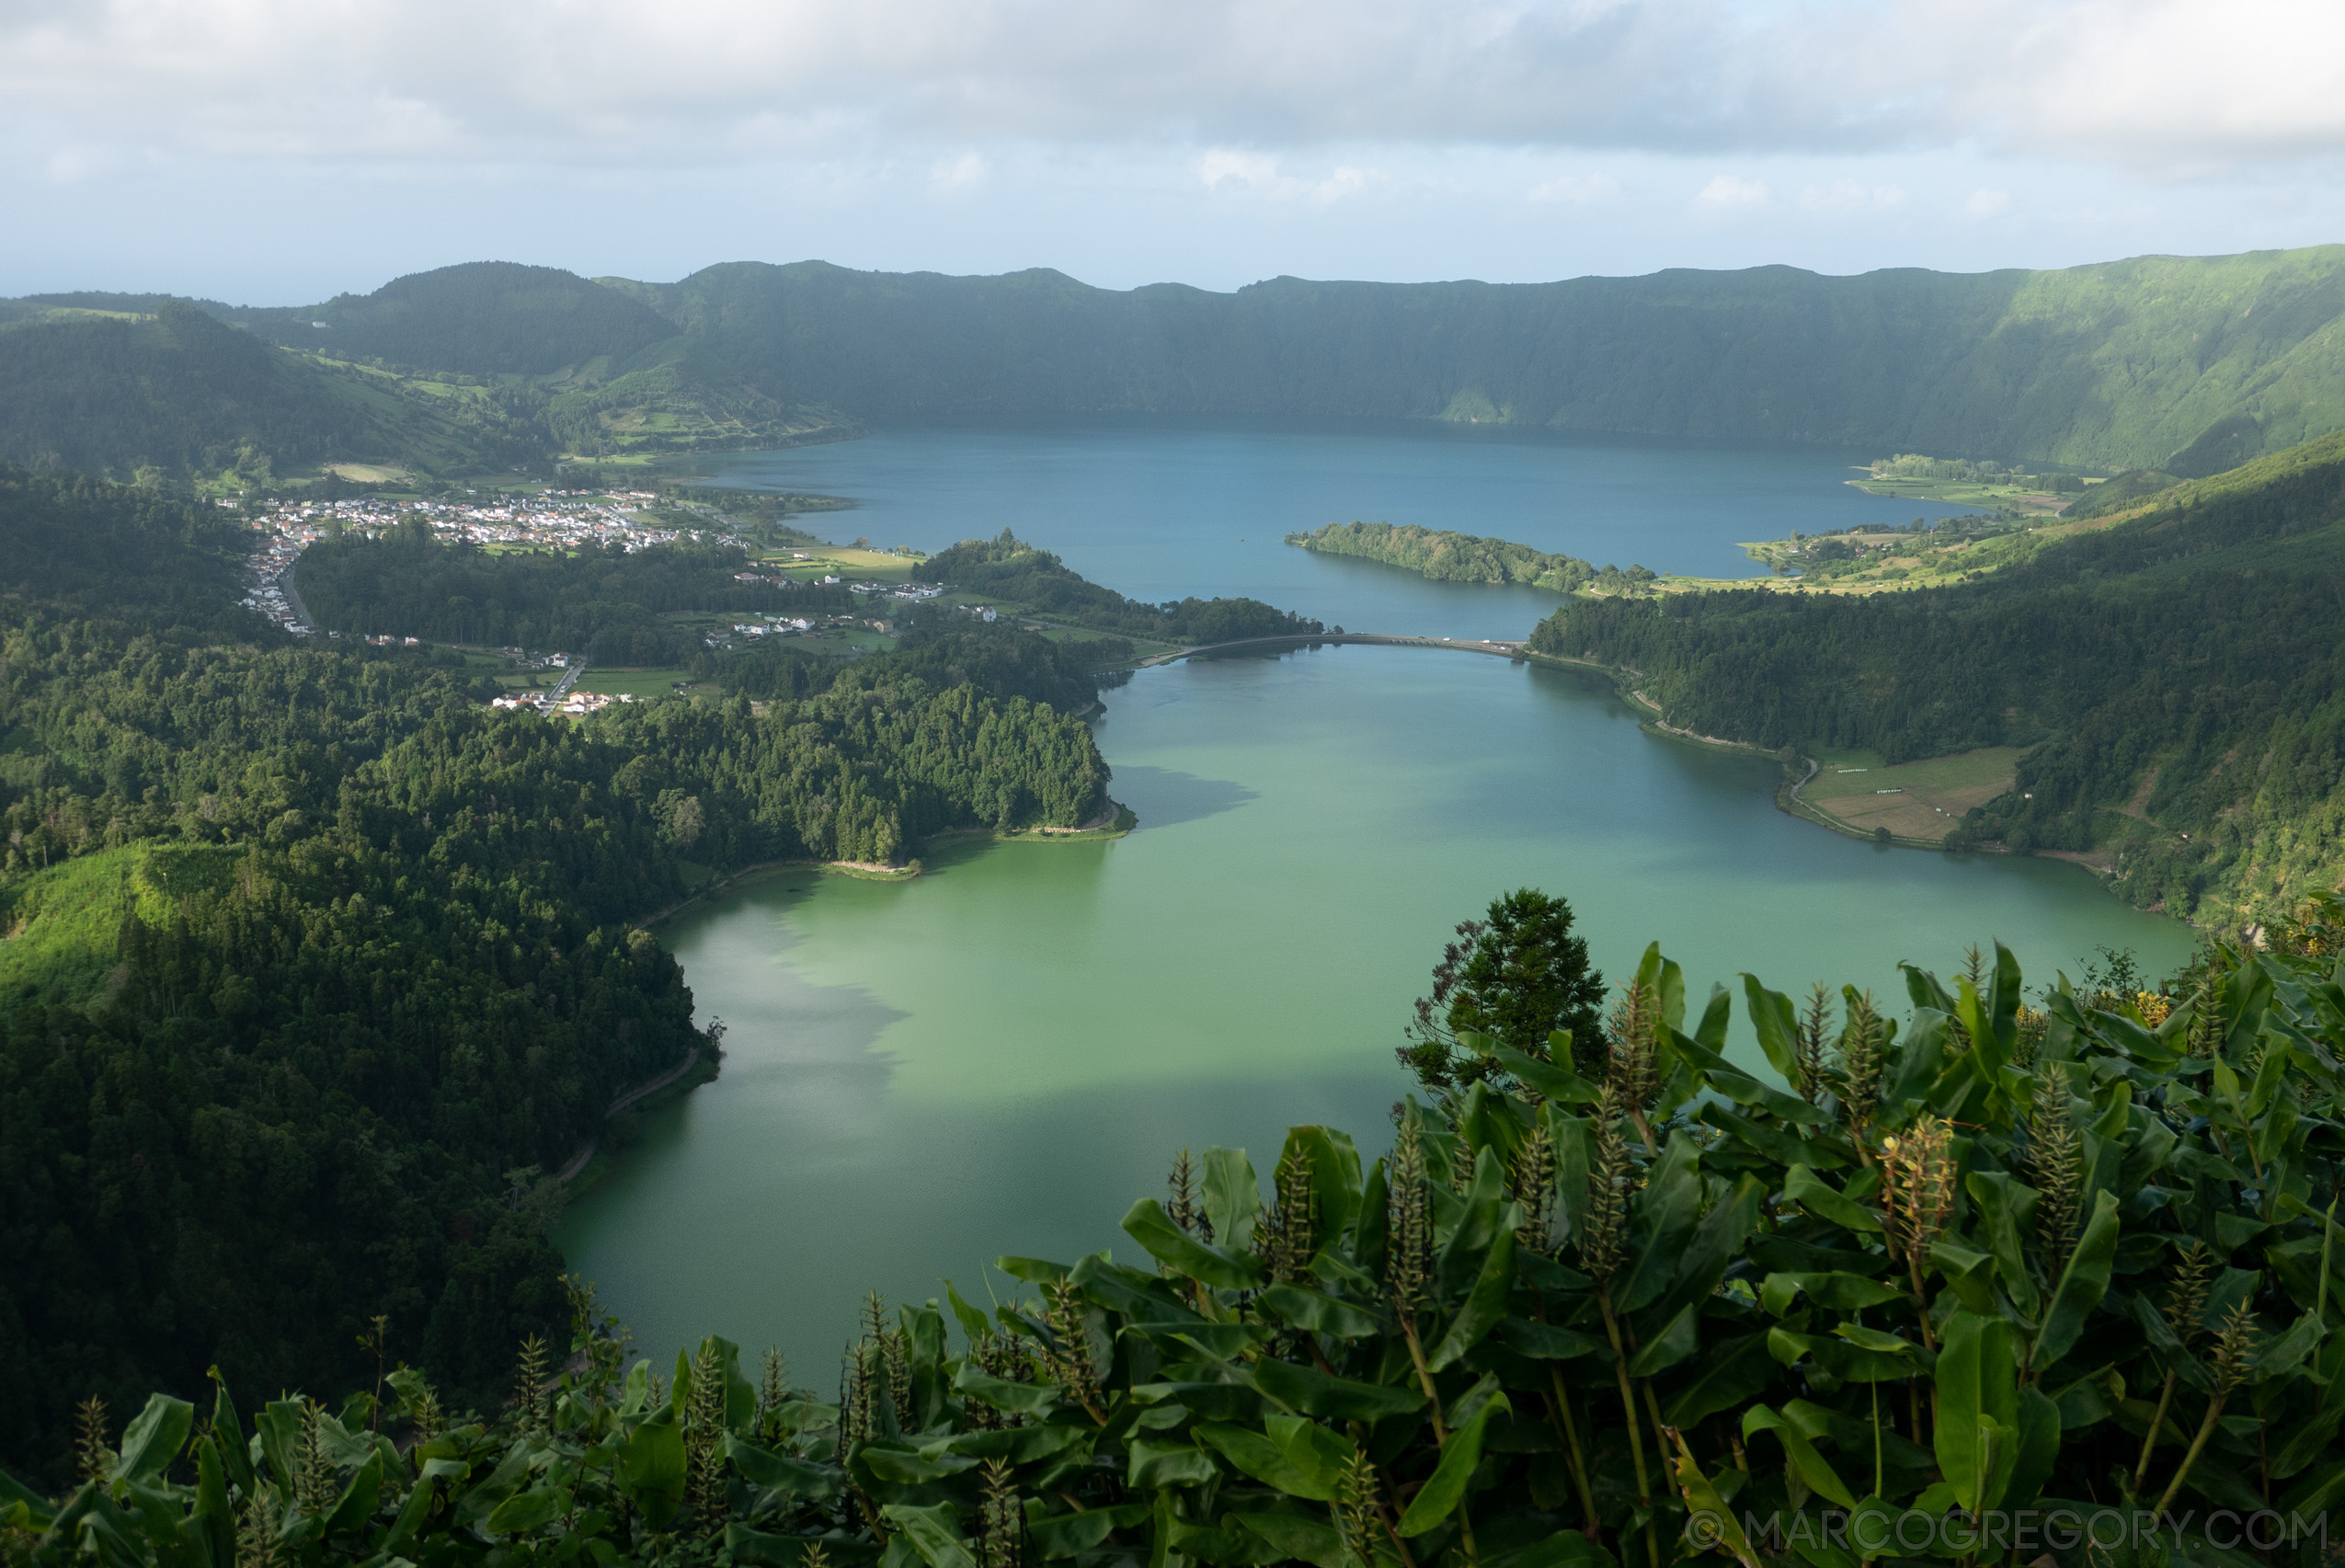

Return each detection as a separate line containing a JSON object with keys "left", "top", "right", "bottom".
{"left": 564, "top": 422, "right": 2188, "bottom": 1378}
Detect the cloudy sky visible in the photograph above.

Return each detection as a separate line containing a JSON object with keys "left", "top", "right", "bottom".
{"left": 5, "top": 0, "right": 2341, "bottom": 303}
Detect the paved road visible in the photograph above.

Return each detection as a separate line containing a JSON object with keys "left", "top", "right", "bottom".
{"left": 279, "top": 551, "right": 317, "bottom": 635}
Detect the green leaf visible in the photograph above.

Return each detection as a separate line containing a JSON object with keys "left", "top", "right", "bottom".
{"left": 1614, "top": 1133, "right": 1702, "bottom": 1311}
{"left": 1127, "top": 1438, "right": 1221, "bottom": 1491}
{"left": 1491, "top": 1318, "right": 1604, "bottom": 1361}
{"left": 1258, "top": 1285, "right": 1385, "bottom": 1339}
{"left": 1277, "top": 1127, "right": 1363, "bottom": 1253}
{"left": 951, "top": 1360, "right": 1064, "bottom": 1416}
{"left": 944, "top": 1283, "right": 994, "bottom": 1345}
{"left": 1699, "top": 1103, "right": 1843, "bottom": 1169}
{"left": 485, "top": 1485, "right": 565, "bottom": 1537}
{"left": 1429, "top": 1230, "right": 1516, "bottom": 1370}
{"left": 727, "top": 1436, "right": 846, "bottom": 1500}
{"left": 1492, "top": 1044, "right": 1602, "bottom": 1104}
{"left": 1783, "top": 1165, "right": 1882, "bottom": 1234}
{"left": 1025, "top": 1509, "right": 1119, "bottom": 1561}
{"left": 1743, "top": 1405, "right": 1859, "bottom": 1509}
{"left": 1436, "top": 1146, "right": 1508, "bottom": 1297}
{"left": 616, "top": 1406, "right": 687, "bottom": 1526}
{"left": 1230, "top": 1506, "right": 1348, "bottom": 1568}
{"left": 320, "top": 1455, "right": 382, "bottom": 1539}
{"left": 1196, "top": 1417, "right": 1353, "bottom": 1503}
{"left": 1758, "top": 1272, "right": 1907, "bottom": 1318}
{"left": 880, "top": 1502, "right": 978, "bottom": 1568}
{"left": 727, "top": 1526, "right": 877, "bottom": 1566}
{"left": 1396, "top": 1379, "right": 1509, "bottom": 1535}
{"left": 2003, "top": 1387, "right": 2060, "bottom": 1510}
{"left": 1928, "top": 1242, "right": 1998, "bottom": 1315}
{"left": 1743, "top": 975, "right": 1803, "bottom": 1083}
{"left": 1637, "top": 1173, "right": 1763, "bottom": 1342}
{"left": 116, "top": 1395, "right": 193, "bottom": 1484}
{"left": 1934, "top": 1311, "right": 2019, "bottom": 1512}
{"left": 1121, "top": 1199, "right": 1264, "bottom": 1289}
{"left": 1627, "top": 1302, "right": 1701, "bottom": 1377}
{"left": 1203, "top": 1148, "right": 1262, "bottom": 1250}
{"left": 1962, "top": 1170, "right": 2042, "bottom": 1319}
{"left": 1251, "top": 1360, "right": 1426, "bottom": 1422}
{"left": 861, "top": 1445, "right": 979, "bottom": 1485}
{"left": 1674, "top": 1031, "right": 1827, "bottom": 1125}
{"left": 1664, "top": 1333, "right": 1777, "bottom": 1426}
{"left": 1664, "top": 1434, "right": 1761, "bottom": 1568}
{"left": 2257, "top": 1310, "right": 2327, "bottom": 1385}
{"left": 2030, "top": 1188, "right": 2119, "bottom": 1372}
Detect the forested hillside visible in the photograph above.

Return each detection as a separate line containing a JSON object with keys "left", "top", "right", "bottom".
{"left": 21, "top": 245, "right": 2345, "bottom": 478}
{"left": 0, "top": 265, "right": 854, "bottom": 481}
{"left": 1288, "top": 520, "right": 1596, "bottom": 592}
{"left": 918, "top": 529, "right": 1324, "bottom": 642}
{"left": 229, "top": 262, "right": 678, "bottom": 376}
{"left": 1529, "top": 430, "right": 2345, "bottom": 923}
{"left": 0, "top": 469, "right": 1114, "bottom": 1479}
{"left": 611, "top": 246, "right": 2345, "bottom": 471}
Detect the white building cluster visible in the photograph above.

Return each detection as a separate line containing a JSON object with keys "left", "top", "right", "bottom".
{"left": 239, "top": 488, "right": 744, "bottom": 555}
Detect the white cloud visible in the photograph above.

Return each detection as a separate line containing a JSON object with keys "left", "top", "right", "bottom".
{"left": 3, "top": 0, "right": 2342, "bottom": 177}
{"left": 1965, "top": 188, "right": 2013, "bottom": 218}
{"left": 932, "top": 152, "right": 989, "bottom": 189}
{"left": 1798, "top": 179, "right": 1906, "bottom": 211}
{"left": 1527, "top": 172, "right": 1620, "bottom": 204}
{"left": 1696, "top": 174, "right": 1770, "bottom": 208}
{"left": 1198, "top": 149, "right": 1374, "bottom": 204}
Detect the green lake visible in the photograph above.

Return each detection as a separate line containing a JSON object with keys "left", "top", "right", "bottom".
{"left": 560, "top": 642, "right": 2191, "bottom": 1374}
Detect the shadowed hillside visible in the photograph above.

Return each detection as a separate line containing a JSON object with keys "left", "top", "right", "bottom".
{"left": 604, "top": 246, "right": 2345, "bottom": 472}
{"left": 1531, "top": 429, "right": 2345, "bottom": 923}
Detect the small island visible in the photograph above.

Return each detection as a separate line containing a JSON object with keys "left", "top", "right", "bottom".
{"left": 1287, "top": 519, "right": 1661, "bottom": 594}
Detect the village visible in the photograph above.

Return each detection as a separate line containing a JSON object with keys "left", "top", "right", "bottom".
{"left": 226, "top": 486, "right": 997, "bottom": 714}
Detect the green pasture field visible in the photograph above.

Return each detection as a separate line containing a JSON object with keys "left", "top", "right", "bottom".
{"left": 1844, "top": 471, "right": 2085, "bottom": 513}
{"left": 577, "top": 667, "right": 694, "bottom": 699}
{"left": 1797, "top": 745, "right": 2023, "bottom": 842}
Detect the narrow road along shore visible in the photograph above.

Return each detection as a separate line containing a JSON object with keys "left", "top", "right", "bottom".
{"left": 557, "top": 1043, "right": 704, "bottom": 1184}
{"left": 1140, "top": 632, "right": 1529, "bottom": 665}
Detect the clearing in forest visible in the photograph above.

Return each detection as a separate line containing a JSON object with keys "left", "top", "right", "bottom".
{"left": 1799, "top": 746, "right": 2023, "bottom": 844}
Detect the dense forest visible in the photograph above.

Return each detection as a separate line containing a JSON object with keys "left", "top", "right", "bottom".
{"left": 919, "top": 530, "right": 1324, "bottom": 642}
{"left": 1529, "top": 429, "right": 2345, "bottom": 923}
{"left": 293, "top": 527, "right": 856, "bottom": 665}
{"left": 1287, "top": 521, "right": 1596, "bottom": 593}
{"left": 0, "top": 469, "right": 1114, "bottom": 1480}
{"left": 17, "top": 914, "right": 2345, "bottom": 1568}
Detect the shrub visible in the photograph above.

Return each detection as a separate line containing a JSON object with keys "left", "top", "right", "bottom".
{"left": 9, "top": 930, "right": 2344, "bottom": 1568}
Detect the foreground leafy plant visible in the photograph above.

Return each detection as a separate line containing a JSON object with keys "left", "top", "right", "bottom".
{"left": 12, "top": 919, "right": 2345, "bottom": 1568}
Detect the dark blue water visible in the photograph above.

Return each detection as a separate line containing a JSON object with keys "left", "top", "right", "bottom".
{"left": 702, "top": 419, "right": 1983, "bottom": 640}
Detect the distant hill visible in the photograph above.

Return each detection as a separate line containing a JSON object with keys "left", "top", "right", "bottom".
{"left": 231, "top": 260, "right": 679, "bottom": 376}
{"left": 18, "top": 245, "right": 2345, "bottom": 481}
{"left": 0, "top": 269, "right": 855, "bottom": 482}
{"left": 1530, "top": 428, "right": 2345, "bottom": 924}
{"left": 0, "top": 301, "right": 509, "bottom": 481}
{"left": 599, "top": 247, "right": 2345, "bottom": 473}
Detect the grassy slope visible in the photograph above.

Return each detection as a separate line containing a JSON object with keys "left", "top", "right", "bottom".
{"left": 0, "top": 842, "right": 237, "bottom": 1005}
{"left": 612, "top": 246, "right": 2345, "bottom": 471}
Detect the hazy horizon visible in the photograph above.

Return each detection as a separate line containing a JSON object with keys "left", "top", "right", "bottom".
{"left": 6, "top": 0, "right": 2342, "bottom": 303}
{"left": 20, "top": 241, "right": 2345, "bottom": 315}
